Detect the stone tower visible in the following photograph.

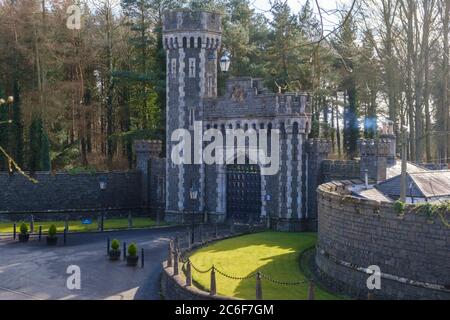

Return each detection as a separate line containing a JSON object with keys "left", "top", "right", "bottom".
{"left": 163, "top": 10, "right": 222, "bottom": 222}
{"left": 305, "top": 139, "right": 331, "bottom": 230}
{"left": 358, "top": 139, "right": 390, "bottom": 183}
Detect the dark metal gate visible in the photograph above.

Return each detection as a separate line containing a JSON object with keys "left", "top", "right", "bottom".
{"left": 226, "top": 164, "right": 261, "bottom": 222}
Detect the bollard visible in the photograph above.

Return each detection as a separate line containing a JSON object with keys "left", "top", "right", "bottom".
{"left": 167, "top": 243, "right": 173, "bottom": 268}
{"left": 175, "top": 235, "right": 180, "bottom": 252}
{"left": 186, "top": 261, "right": 192, "bottom": 287}
{"left": 307, "top": 279, "right": 315, "bottom": 301}
{"left": 63, "top": 228, "right": 67, "bottom": 245}
{"left": 30, "top": 215, "right": 34, "bottom": 234}
{"left": 128, "top": 213, "right": 132, "bottom": 229}
{"left": 256, "top": 272, "right": 263, "bottom": 300}
{"left": 187, "top": 231, "right": 192, "bottom": 250}
{"left": 141, "top": 248, "right": 144, "bottom": 268}
{"left": 368, "top": 292, "right": 375, "bottom": 300}
{"left": 123, "top": 242, "right": 127, "bottom": 260}
{"left": 65, "top": 215, "right": 69, "bottom": 233}
{"left": 210, "top": 266, "right": 217, "bottom": 296}
{"left": 173, "top": 251, "right": 179, "bottom": 276}
{"left": 13, "top": 223, "right": 16, "bottom": 240}
{"left": 101, "top": 213, "right": 105, "bottom": 232}
{"left": 38, "top": 226, "right": 42, "bottom": 242}
{"left": 107, "top": 238, "right": 110, "bottom": 255}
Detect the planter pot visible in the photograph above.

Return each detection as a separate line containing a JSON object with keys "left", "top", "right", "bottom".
{"left": 18, "top": 233, "right": 29, "bottom": 243}
{"left": 109, "top": 250, "right": 121, "bottom": 261}
{"left": 46, "top": 236, "right": 58, "bottom": 246}
{"left": 126, "top": 255, "right": 139, "bottom": 267}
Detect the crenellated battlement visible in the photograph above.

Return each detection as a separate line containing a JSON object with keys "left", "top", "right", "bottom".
{"left": 307, "top": 139, "right": 332, "bottom": 155}
{"left": 358, "top": 139, "right": 390, "bottom": 157}
{"left": 163, "top": 10, "right": 222, "bottom": 34}
{"left": 163, "top": 10, "right": 222, "bottom": 50}
{"left": 203, "top": 78, "right": 311, "bottom": 120}
{"left": 135, "top": 140, "right": 163, "bottom": 159}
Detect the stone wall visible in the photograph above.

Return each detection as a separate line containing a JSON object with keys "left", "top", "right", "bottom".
{"left": 316, "top": 182, "right": 450, "bottom": 300}
{"left": 321, "top": 160, "right": 360, "bottom": 182}
{"left": 0, "top": 171, "right": 143, "bottom": 221}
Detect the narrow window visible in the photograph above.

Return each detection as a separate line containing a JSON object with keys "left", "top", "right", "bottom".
{"left": 189, "top": 58, "right": 196, "bottom": 78}
{"left": 171, "top": 59, "right": 177, "bottom": 77}
{"left": 189, "top": 108, "right": 195, "bottom": 127}
{"left": 207, "top": 75, "right": 213, "bottom": 96}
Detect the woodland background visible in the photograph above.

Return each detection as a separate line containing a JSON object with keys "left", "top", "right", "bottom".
{"left": 0, "top": 0, "right": 449, "bottom": 172}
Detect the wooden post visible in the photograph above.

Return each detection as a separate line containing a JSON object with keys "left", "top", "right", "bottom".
{"left": 210, "top": 266, "right": 217, "bottom": 296}
{"left": 186, "top": 261, "right": 192, "bottom": 287}
{"left": 30, "top": 215, "right": 34, "bottom": 233}
{"left": 173, "top": 251, "right": 179, "bottom": 276}
{"left": 256, "top": 272, "right": 263, "bottom": 300}
{"left": 65, "top": 215, "right": 69, "bottom": 232}
{"left": 308, "top": 279, "right": 315, "bottom": 301}
{"left": 167, "top": 242, "right": 173, "bottom": 268}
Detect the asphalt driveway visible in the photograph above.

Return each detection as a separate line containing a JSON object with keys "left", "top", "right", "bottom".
{"left": 0, "top": 227, "right": 184, "bottom": 300}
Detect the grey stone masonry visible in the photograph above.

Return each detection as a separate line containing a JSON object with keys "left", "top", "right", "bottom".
{"left": 0, "top": 171, "right": 143, "bottom": 218}
{"left": 316, "top": 182, "right": 450, "bottom": 300}
{"left": 162, "top": 9, "right": 315, "bottom": 230}
{"left": 358, "top": 139, "right": 390, "bottom": 183}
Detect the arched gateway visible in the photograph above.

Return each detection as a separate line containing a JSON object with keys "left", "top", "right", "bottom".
{"left": 226, "top": 164, "right": 262, "bottom": 223}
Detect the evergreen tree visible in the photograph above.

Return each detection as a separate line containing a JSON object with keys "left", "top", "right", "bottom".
{"left": 28, "top": 117, "right": 51, "bottom": 173}
{"left": 10, "top": 80, "right": 24, "bottom": 167}
{"left": 333, "top": 15, "right": 360, "bottom": 158}
{"left": 0, "top": 86, "right": 9, "bottom": 171}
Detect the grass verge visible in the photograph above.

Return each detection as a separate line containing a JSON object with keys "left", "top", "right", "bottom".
{"left": 188, "top": 231, "right": 345, "bottom": 300}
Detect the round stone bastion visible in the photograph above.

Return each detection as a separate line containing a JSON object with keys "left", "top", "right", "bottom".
{"left": 315, "top": 182, "right": 450, "bottom": 300}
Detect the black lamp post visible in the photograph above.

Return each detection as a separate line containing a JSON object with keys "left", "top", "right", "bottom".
{"left": 99, "top": 178, "right": 107, "bottom": 231}
{"left": 190, "top": 183, "right": 199, "bottom": 244}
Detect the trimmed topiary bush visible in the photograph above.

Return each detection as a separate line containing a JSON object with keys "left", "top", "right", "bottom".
{"left": 109, "top": 239, "right": 121, "bottom": 261}
{"left": 126, "top": 243, "right": 139, "bottom": 267}
{"left": 128, "top": 243, "right": 137, "bottom": 257}
{"left": 46, "top": 224, "right": 58, "bottom": 245}
{"left": 18, "top": 223, "right": 30, "bottom": 243}
{"left": 20, "top": 223, "right": 28, "bottom": 235}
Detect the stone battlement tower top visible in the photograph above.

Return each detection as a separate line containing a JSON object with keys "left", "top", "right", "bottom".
{"left": 163, "top": 10, "right": 222, "bottom": 40}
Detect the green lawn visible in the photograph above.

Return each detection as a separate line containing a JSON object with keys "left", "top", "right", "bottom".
{"left": 0, "top": 217, "right": 160, "bottom": 233}
{"left": 189, "top": 232, "right": 345, "bottom": 300}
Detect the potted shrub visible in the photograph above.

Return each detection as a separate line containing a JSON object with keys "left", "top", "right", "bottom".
{"left": 46, "top": 225, "right": 58, "bottom": 246}
{"left": 126, "top": 243, "right": 139, "bottom": 267}
{"left": 18, "top": 223, "right": 30, "bottom": 243}
{"left": 109, "top": 239, "right": 121, "bottom": 261}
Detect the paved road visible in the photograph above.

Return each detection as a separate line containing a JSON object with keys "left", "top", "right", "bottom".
{"left": 0, "top": 227, "right": 185, "bottom": 300}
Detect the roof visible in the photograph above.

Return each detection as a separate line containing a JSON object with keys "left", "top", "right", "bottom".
{"left": 386, "top": 161, "right": 428, "bottom": 179}
{"left": 376, "top": 171, "right": 450, "bottom": 199}
{"left": 358, "top": 188, "right": 393, "bottom": 202}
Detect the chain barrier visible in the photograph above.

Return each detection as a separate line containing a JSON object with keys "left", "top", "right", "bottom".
{"left": 214, "top": 267, "right": 257, "bottom": 281}
{"left": 259, "top": 272, "right": 307, "bottom": 286}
